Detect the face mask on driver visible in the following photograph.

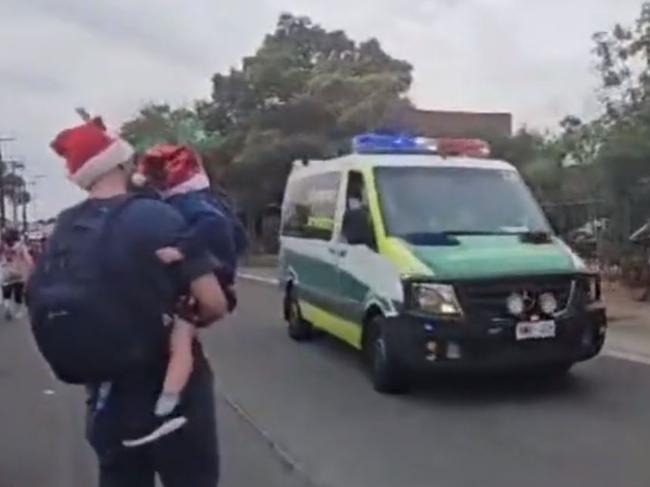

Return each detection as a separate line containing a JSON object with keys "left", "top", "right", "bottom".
{"left": 349, "top": 197, "right": 362, "bottom": 210}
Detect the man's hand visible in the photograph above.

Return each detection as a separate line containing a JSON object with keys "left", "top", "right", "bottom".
{"left": 190, "top": 274, "right": 227, "bottom": 326}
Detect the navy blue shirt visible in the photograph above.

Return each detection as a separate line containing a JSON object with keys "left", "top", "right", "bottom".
{"left": 59, "top": 196, "right": 215, "bottom": 365}
{"left": 56, "top": 196, "right": 217, "bottom": 436}
{"left": 166, "top": 189, "right": 247, "bottom": 283}
{"left": 100, "top": 196, "right": 213, "bottom": 304}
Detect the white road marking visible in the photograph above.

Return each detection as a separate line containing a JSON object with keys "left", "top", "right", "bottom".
{"left": 602, "top": 348, "right": 650, "bottom": 366}
{"left": 238, "top": 273, "right": 279, "bottom": 286}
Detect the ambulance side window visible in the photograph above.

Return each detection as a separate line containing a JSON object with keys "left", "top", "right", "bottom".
{"left": 342, "top": 171, "right": 376, "bottom": 249}
{"left": 282, "top": 172, "right": 341, "bottom": 241}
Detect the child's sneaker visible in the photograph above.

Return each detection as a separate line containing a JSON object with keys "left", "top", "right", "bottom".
{"left": 122, "top": 392, "right": 185, "bottom": 448}
{"left": 122, "top": 416, "right": 187, "bottom": 448}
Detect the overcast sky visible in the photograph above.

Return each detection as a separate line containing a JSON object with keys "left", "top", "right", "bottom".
{"left": 0, "top": 0, "right": 644, "bottom": 218}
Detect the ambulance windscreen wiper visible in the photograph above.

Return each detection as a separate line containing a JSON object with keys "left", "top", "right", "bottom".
{"left": 400, "top": 230, "right": 529, "bottom": 246}
{"left": 398, "top": 232, "right": 464, "bottom": 246}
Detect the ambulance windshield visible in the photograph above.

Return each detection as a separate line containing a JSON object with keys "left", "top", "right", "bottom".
{"left": 375, "top": 166, "right": 551, "bottom": 239}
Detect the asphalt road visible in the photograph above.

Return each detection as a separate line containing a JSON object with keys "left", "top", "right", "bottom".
{"left": 2, "top": 280, "right": 650, "bottom": 487}
{"left": 0, "top": 309, "right": 308, "bottom": 487}
{"left": 205, "top": 281, "right": 650, "bottom": 487}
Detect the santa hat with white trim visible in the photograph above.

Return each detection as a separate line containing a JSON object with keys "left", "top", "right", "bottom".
{"left": 50, "top": 116, "right": 134, "bottom": 190}
{"left": 133, "top": 143, "right": 210, "bottom": 196}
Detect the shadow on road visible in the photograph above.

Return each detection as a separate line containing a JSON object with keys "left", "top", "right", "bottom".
{"left": 304, "top": 331, "right": 596, "bottom": 406}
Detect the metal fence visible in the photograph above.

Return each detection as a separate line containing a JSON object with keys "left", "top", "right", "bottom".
{"left": 542, "top": 196, "right": 650, "bottom": 287}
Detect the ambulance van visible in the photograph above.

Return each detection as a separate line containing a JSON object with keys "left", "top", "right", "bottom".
{"left": 278, "top": 134, "right": 606, "bottom": 393}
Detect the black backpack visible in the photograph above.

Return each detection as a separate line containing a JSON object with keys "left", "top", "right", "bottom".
{"left": 27, "top": 195, "right": 165, "bottom": 384}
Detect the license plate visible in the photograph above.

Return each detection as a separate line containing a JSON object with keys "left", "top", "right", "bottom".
{"left": 516, "top": 320, "right": 556, "bottom": 341}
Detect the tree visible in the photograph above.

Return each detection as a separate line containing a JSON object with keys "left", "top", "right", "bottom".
{"left": 2, "top": 173, "right": 29, "bottom": 227}
{"left": 489, "top": 128, "right": 549, "bottom": 169}
{"left": 209, "top": 13, "right": 412, "bottom": 218}
{"left": 122, "top": 13, "right": 413, "bottom": 223}
{"left": 586, "top": 2, "right": 650, "bottom": 240}
{"left": 121, "top": 104, "right": 224, "bottom": 156}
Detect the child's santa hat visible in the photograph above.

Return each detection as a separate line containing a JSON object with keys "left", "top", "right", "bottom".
{"left": 50, "top": 117, "right": 134, "bottom": 190}
{"left": 134, "top": 144, "right": 210, "bottom": 196}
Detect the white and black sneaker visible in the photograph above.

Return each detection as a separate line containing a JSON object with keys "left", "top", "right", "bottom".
{"left": 122, "top": 416, "right": 188, "bottom": 448}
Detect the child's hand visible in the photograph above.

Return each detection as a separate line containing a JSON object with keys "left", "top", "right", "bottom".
{"left": 156, "top": 247, "right": 185, "bottom": 264}
{"left": 225, "top": 285, "right": 237, "bottom": 312}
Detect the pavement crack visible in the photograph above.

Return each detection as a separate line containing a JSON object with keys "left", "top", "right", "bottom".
{"left": 217, "top": 386, "right": 328, "bottom": 487}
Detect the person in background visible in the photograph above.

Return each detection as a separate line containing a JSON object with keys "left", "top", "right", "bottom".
{"left": 26, "top": 234, "right": 47, "bottom": 262}
{"left": 0, "top": 228, "right": 33, "bottom": 320}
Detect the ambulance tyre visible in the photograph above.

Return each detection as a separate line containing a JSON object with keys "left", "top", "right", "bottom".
{"left": 286, "top": 291, "right": 313, "bottom": 342}
{"left": 364, "top": 317, "right": 409, "bottom": 394}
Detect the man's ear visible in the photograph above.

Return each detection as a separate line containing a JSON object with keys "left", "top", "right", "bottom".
{"left": 119, "top": 156, "right": 137, "bottom": 175}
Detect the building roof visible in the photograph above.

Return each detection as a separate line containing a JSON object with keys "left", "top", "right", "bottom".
{"left": 385, "top": 107, "right": 513, "bottom": 139}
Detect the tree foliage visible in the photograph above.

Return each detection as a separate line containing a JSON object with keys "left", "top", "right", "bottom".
{"left": 590, "top": 3, "right": 650, "bottom": 191}
{"left": 121, "top": 13, "right": 412, "bottom": 214}
{"left": 492, "top": 2, "right": 650, "bottom": 223}
{"left": 121, "top": 104, "right": 223, "bottom": 155}
{"left": 119, "top": 5, "right": 650, "bottom": 244}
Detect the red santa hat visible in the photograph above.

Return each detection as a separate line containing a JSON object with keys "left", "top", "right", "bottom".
{"left": 134, "top": 144, "right": 210, "bottom": 196}
{"left": 50, "top": 117, "right": 134, "bottom": 190}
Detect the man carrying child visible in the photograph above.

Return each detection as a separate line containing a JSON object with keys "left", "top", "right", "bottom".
{"left": 28, "top": 116, "right": 233, "bottom": 487}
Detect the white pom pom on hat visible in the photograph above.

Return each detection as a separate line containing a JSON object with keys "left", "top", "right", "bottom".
{"left": 131, "top": 172, "right": 148, "bottom": 187}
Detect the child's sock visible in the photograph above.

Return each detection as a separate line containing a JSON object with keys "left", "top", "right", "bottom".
{"left": 4, "top": 301, "right": 13, "bottom": 320}
{"left": 155, "top": 392, "right": 180, "bottom": 417}
{"left": 96, "top": 382, "right": 112, "bottom": 411}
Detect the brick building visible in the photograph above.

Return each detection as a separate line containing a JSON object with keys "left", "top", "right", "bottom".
{"left": 385, "top": 107, "right": 513, "bottom": 139}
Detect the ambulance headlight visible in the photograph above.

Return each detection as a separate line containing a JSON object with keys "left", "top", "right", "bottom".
{"left": 410, "top": 283, "right": 463, "bottom": 317}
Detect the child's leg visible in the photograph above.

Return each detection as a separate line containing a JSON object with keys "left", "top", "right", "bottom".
{"left": 14, "top": 282, "right": 25, "bottom": 318}
{"left": 155, "top": 318, "right": 195, "bottom": 417}
{"left": 2, "top": 285, "right": 12, "bottom": 319}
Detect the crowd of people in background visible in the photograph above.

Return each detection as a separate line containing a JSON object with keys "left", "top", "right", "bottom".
{"left": 0, "top": 228, "right": 43, "bottom": 320}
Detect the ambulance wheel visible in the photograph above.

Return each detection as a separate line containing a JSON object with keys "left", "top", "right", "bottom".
{"left": 364, "top": 317, "right": 409, "bottom": 394}
{"left": 286, "top": 293, "right": 313, "bottom": 342}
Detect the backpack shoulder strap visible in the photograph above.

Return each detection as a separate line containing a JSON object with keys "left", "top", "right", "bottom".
{"left": 100, "top": 193, "right": 172, "bottom": 319}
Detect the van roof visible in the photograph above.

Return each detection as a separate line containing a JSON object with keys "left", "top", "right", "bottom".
{"left": 289, "top": 153, "right": 516, "bottom": 179}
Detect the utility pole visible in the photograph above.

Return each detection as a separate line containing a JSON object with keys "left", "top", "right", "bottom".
{"left": 21, "top": 180, "right": 27, "bottom": 233}
{"left": 28, "top": 175, "right": 45, "bottom": 225}
{"left": 0, "top": 137, "right": 15, "bottom": 231}
{"left": 5, "top": 158, "right": 25, "bottom": 227}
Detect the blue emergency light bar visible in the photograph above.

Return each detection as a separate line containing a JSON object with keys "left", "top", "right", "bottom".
{"left": 352, "top": 133, "right": 437, "bottom": 155}
{"left": 352, "top": 132, "right": 491, "bottom": 158}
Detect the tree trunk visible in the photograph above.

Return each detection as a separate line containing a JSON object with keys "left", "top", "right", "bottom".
{"left": 22, "top": 196, "right": 28, "bottom": 233}
{"left": 0, "top": 183, "right": 5, "bottom": 230}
